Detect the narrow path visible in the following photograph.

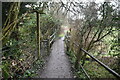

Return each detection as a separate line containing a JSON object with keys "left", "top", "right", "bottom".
{"left": 40, "top": 37, "right": 73, "bottom": 78}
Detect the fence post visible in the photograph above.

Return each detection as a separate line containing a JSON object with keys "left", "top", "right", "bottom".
{"left": 65, "top": 36, "right": 69, "bottom": 51}
{"left": 36, "top": 11, "right": 41, "bottom": 59}
{"left": 47, "top": 35, "right": 50, "bottom": 54}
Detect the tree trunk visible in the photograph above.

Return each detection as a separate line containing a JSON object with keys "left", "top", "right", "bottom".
{"left": 75, "top": 48, "right": 83, "bottom": 69}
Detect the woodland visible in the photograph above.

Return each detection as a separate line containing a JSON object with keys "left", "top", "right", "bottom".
{"left": 0, "top": 0, "right": 120, "bottom": 79}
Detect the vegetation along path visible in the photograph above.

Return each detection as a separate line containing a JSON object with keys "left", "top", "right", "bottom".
{"left": 40, "top": 37, "right": 73, "bottom": 78}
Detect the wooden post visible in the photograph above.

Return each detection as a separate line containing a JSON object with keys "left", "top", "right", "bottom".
{"left": 48, "top": 35, "right": 50, "bottom": 54}
{"left": 36, "top": 11, "right": 41, "bottom": 59}
{"left": 34, "top": 9, "right": 45, "bottom": 59}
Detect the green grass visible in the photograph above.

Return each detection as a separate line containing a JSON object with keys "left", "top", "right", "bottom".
{"left": 59, "top": 34, "right": 65, "bottom": 37}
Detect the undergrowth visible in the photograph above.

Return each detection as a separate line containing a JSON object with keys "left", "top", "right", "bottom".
{"left": 66, "top": 50, "right": 116, "bottom": 78}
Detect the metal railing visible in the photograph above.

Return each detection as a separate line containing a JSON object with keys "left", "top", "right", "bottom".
{"left": 81, "top": 48, "right": 120, "bottom": 78}
{"left": 65, "top": 34, "right": 120, "bottom": 79}
{"left": 65, "top": 35, "right": 90, "bottom": 79}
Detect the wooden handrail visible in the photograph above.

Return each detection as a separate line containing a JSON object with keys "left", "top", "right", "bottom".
{"left": 49, "top": 30, "right": 58, "bottom": 48}
{"left": 50, "top": 36, "right": 55, "bottom": 44}
{"left": 50, "top": 30, "right": 57, "bottom": 39}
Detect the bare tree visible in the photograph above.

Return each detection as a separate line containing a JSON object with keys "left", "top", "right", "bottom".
{"left": 58, "top": 1, "right": 119, "bottom": 68}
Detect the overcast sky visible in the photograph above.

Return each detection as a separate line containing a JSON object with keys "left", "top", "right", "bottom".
{"left": 53, "top": 0, "right": 105, "bottom": 3}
